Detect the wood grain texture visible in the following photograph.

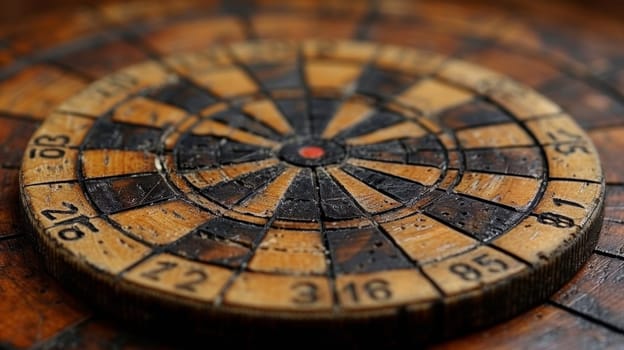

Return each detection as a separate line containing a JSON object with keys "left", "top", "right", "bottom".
{"left": 0, "top": 0, "right": 622, "bottom": 348}
{"left": 16, "top": 38, "right": 605, "bottom": 344}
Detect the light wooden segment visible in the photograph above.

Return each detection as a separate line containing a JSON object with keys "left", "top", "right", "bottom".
{"left": 0, "top": 65, "right": 86, "bottom": 119}
{"left": 381, "top": 213, "right": 478, "bottom": 264}
{"left": 324, "top": 218, "right": 372, "bottom": 230}
{"left": 321, "top": 97, "right": 374, "bottom": 139}
{"left": 454, "top": 172, "right": 541, "bottom": 210}
{"left": 164, "top": 47, "right": 232, "bottom": 76}
{"left": 305, "top": 60, "right": 362, "bottom": 91}
{"left": 438, "top": 169, "right": 460, "bottom": 190}
{"left": 125, "top": 253, "right": 232, "bottom": 302}
{"left": 345, "top": 121, "right": 427, "bottom": 146}
{"left": 376, "top": 45, "right": 446, "bottom": 76}
{"left": 326, "top": 167, "right": 402, "bottom": 214}
{"left": 112, "top": 97, "right": 188, "bottom": 128}
{"left": 437, "top": 133, "right": 457, "bottom": 149}
{"left": 21, "top": 149, "right": 79, "bottom": 185}
{"left": 437, "top": 60, "right": 560, "bottom": 119}
{"left": 198, "top": 103, "right": 228, "bottom": 118}
{"left": 242, "top": 99, "right": 293, "bottom": 135}
{"left": 347, "top": 158, "right": 442, "bottom": 186}
{"left": 456, "top": 123, "right": 533, "bottom": 149}
{"left": 543, "top": 144, "right": 602, "bottom": 182}
{"left": 23, "top": 182, "right": 98, "bottom": 229}
{"left": 396, "top": 79, "right": 474, "bottom": 115}
{"left": 335, "top": 270, "right": 439, "bottom": 309}
{"left": 494, "top": 216, "right": 581, "bottom": 265}
{"left": 161, "top": 155, "right": 193, "bottom": 193}
{"left": 184, "top": 159, "right": 280, "bottom": 188}
{"left": 163, "top": 115, "right": 200, "bottom": 150}
{"left": 303, "top": 40, "right": 376, "bottom": 62}
{"left": 81, "top": 150, "right": 157, "bottom": 179}
{"left": 109, "top": 200, "right": 213, "bottom": 245}
{"left": 248, "top": 229, "right": 327, "bottom": 274}
{"left": 525, "top": 114, "right": 588, "bottom": 146}
{"left": 230, "top": 41, "right": 298, "bottom": 64}
{"left": 235, "top": 167, "right": 301, "bottom": 217}
{"left": 192, "top": 120, "right": 279, "bottom": 148}
{"left": 225, "top": 272, "right": 333, "bottom": 310}
{"left": 192, "top": 66, "right": 258, "bottom": 98}
{"left": 45, "top": 218, "right": 149, "bottom": 274}
{"left": 58, "top": 61, "right": 171, "bottom": 116}
{"left": 223, "top": 209, "right": 269, "bottom": 226}
{"left": 271, "top": 220, "right": 321, "bottom": 231}
{"left": 533, "top": 181, "right": 603, "bottom": 227}
{"left": 183, "top": 191, "right": 269, "bottom": 226}
{"left": 28, "top": 112, "right": 94, "bottom": 148}
{"left": 386, "top": 102, "right": 421, "bottom": 119}
{"left": 423, "top": 246, "right": 524, "bottom": 295}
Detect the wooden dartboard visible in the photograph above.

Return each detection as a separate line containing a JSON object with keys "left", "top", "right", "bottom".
{"left": 0, "top": 0, "right": 623, "bottom": 349}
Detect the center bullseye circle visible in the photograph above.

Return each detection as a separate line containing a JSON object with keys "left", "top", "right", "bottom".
{"left": 278, "top": 138, "right": 345, "bottom": 167}
{"left": 298, "top": 146, "right": 325, "bottom": 159}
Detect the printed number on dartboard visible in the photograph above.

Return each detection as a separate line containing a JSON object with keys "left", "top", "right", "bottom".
{"left": 29, "top": 134, "right": 70, "bottom": 159}
{"left": 43, "top": 201, "right": 98, "bottom": 241}
{"left": 140, "top": 261, "right": 209, "bottom": 292}
{"left": 449, "top": 253, "right": 509, "bottom": 282}
{"left": 547, "top": 129, "right": 591, "bottom": 155}
{"left": 290, "top": 279, "right": 393, "bottom": 305}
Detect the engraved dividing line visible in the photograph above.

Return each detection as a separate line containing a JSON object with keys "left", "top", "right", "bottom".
{"left": 234, "top": 166, "right": 301, "bottom": 216}
{"left": 347, "top": 158, "right": 441, "bottom": 186}
{"left": 186, "top": 158, "right": 280, "bottom": 188}
{"left": 321, "top": 97, "right": 375, "bottom": 139}
{"left": 191, "top": 119, "right": 280, "bottom": 148}
{"left": 326, "top": 166, "right": 401, "bottom": 214}
{"left": 345, "top": 121, "right": 427, "bottom": 145}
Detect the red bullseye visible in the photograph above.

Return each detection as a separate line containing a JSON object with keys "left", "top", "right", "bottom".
{"left": 298, "top": 146, "right": 325, "bottom": 159}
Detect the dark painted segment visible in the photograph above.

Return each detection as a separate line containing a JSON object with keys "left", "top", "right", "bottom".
{"left": 407, "top": 150, "right": 446, "bottom": 167}
{"left": 439, "top": 100, "right": 512, "bottom": 129}
{"left": 175, "top": 135, "right": 220, "bottom": 170}
{"left": 355, "top": 65, "right": 414, "bottom": 97}
{"left": 185, "top": 216, "right": 264, "bottom": 247}
{"left": 335, "top": 111, "right": 404, "bottom": 140}
{"left": 310, "top": 98, "right": 340, "bottom": 136}
{"left": 210, "top": 109, "right": 280, "bottom": 139}
{"left": 247, "top": 63, "right": 301, "bottom": 91}
{"left": 85, "top": 174, "right": 175, "bottom": 214}
{"left": 463, "top": 147, "right": 544, "bottom": 178}
{"left": 175, "top": 135, "right": 272, "bottom": 170}
{"left": 317, "top": 169, "right": 364, "bottom": 220}
{"left": 275, "top": 99, "right": 308, "bottom": 135}
{"left": 83, "top": 119, "right": 161, "bottom": 151}
{"left": 402, "top": 134, "right": 443, "bottom": 150}
{"left": 149, "top": 80, "right": 216, "bottom": 114}
{"left": 218, "top": 140, "right": 273, "bottom": 164}
{"left": 326, "top": 226, "right": 413, "bottom": 274}
{"left": 342, "top": 164, "right": 427, "bottom": 203}
{"left": 274, "top": 168, "right": 320, "bottom": 222}
{"left": 423, "top": 191, "right": 525, "bottom": 241}
{"left": 171, "top": 229, "right": 250, "bottom": 267}
{"left": 200, "top": 165, "right": 286, "bottom": 206}
{"left": 403, "top": 135, "right": 446, "bottom": 167}
{"left": 349, "top": 140, "right": 406, "bottom": 163}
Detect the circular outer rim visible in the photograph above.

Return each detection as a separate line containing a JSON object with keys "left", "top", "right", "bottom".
{"left": 18, "top": 40, "right": 607, "bottom": 344}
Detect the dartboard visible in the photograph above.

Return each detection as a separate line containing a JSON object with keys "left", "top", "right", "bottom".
{"left": 19, "top": 39, "right": 604, "bottom": 340}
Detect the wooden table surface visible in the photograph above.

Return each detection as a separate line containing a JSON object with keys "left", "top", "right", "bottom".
{"left": 0, "top": 1, "right": 623, "bottom": 348}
